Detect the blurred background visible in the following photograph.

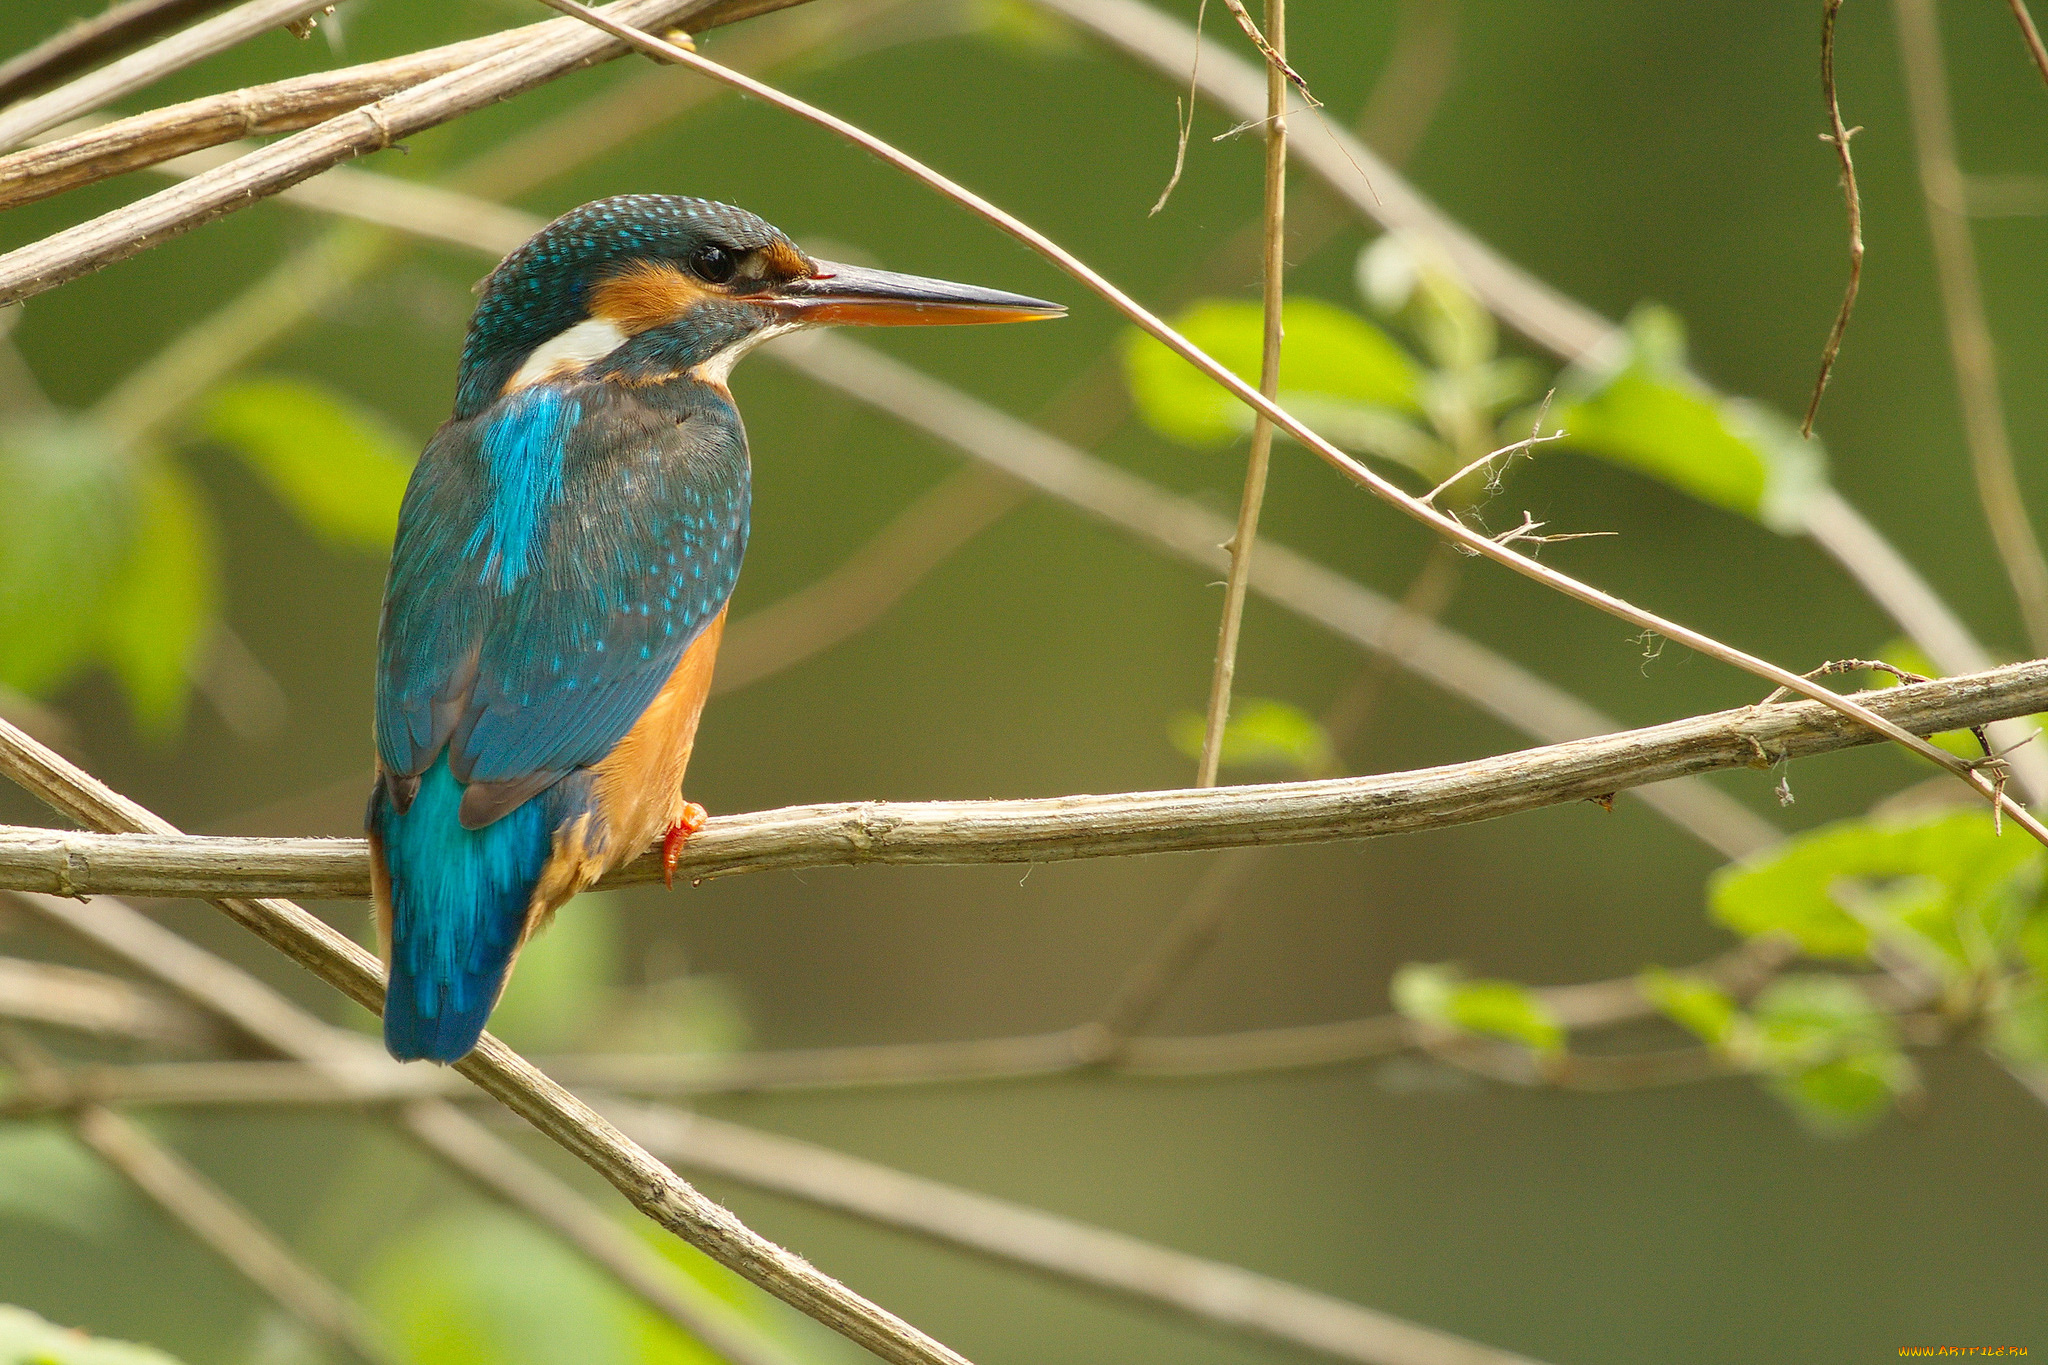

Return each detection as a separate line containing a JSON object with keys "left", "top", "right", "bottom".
{"left": 2, "top": 1, "right": 2046, "bottom": 1361}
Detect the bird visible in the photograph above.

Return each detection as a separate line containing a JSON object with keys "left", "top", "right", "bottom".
{"left": 367, "top": 194, "right": 1062, "bottom": 1063}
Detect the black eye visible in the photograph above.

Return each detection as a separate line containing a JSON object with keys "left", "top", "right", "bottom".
{"left": 688, "top": 243, "right": 736, "bottom": 284}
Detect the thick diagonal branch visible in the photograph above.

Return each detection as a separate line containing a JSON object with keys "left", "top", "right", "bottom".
{"left": 0, "top": 718, "right": 972, "bottom": 1365}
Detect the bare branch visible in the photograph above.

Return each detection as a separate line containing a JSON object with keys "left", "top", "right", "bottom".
{"left": 0, "top": 724, "right": 976, "bottom": 1365}
{"left": 612, "top": 1104, "right": 1545, "bottom": 1365}
{"left": 1194, "top": 0, "right": 1289, "bottom": 789}
{"left": 7, "top": 661, "right": 2046, "bottom": 902}
{"left": 0, "top": 0, "right": 749, "bottom": 304}
{"left": 394, "top": 1100, "right": 807, "bottom": 1365}
{"left": 0, "top": 0, "right": 343, "bottom": 152}
{"left": 1040, "top": 0, "right": 2048, "bottom": 804}
{"left": 9, "top": 891, "right": 825, "bottom": 1365}
{"left": 1802, "top": 0, "right": 1863, "bottom": 436}
{"left": 106, "top": 141, "right": 1770, "bottom": 859}
{"left": 532, "top": 1, "right": 2045, "bottom": 838}
{"left": 0, "top": 0, "right": 237, "bottom": 106}
{"left": 0, "top": 0, "right": 830, "bottom": 212}
{"left": 0, "top": 933, "right": 1796, "bottom": 1109}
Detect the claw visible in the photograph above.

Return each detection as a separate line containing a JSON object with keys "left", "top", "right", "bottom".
{"left": 662, "top": 801, "right": 709, "bottom": 888}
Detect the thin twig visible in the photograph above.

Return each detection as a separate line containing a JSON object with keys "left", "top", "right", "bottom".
{"left": 1046, "top": 0, "right": 2041, "bottom": 798}
{"left": 1893, "top": 0, "right": 2048, "bottom": 655}
{"left": 8, "top": 661, "right": 2046, "bottom": 901}
{"left": 1216, "top": 0, "right": 1318, "bottom": 105}
{"left": 111, "top": 127, "right": 1778, "bottom": 859}
{"left": 1802, "top": 0, "right": 1863, "bottom": 437}
{"left": 0, "top": 0, "right": 344, "bottom": 152}
{"left": 70, "top": 1103, "right": 393, "bottom": 1364}
{"left": 1147, "top": 0, "right": 1206, "bottom": 215}
{"left": 0, "top": 0, "right": 751, "bottom": 302}
{"left": 2008, "top": 0, "right": 2048, "bottom": 88}
{"left": 1091, "top": 546, "right": 1475, "bottom": 1051}
{"left": 532, "top": 0, "right": 2048, "bottom": 840}
{"left": 9, "top": 892, "right": 811, "bottom": 1365}
{"left": 0, "top": 0, "right": 838, "bottom": 212}
{"left": 0, "top": 0, "right": 237, "bottom": 106}
{"left": 0, "top": 937, "right": 1797, "bottom": 1107}
{"left": 1195, "top": 0, "right": 1288, "bottom": 788}
{"left": 0, "top": 726, "right": 974, "bottom": 1365}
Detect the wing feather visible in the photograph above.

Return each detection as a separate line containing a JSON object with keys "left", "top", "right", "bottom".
{"left": 375, "top": 380, "right": 747, "bottom": 826}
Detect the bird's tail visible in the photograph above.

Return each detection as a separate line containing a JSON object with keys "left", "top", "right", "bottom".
{"left": 368, "top": 753, "right": 552, "bottom": 1063}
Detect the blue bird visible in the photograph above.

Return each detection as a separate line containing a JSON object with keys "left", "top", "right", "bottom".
{"left": 368, "top": 195, "right": 1062, "bottom": 1062}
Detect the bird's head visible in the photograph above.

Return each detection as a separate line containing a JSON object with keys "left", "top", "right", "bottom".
{"left": 455, "top": 195, "right": 1063, "bottom": 416}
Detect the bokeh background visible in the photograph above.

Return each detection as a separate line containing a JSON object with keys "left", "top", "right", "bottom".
{"left": 2, "top": 1, "right": 2046, "bottom": 1361}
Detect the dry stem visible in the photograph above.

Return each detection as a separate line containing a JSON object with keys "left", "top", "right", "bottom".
{"left": 1803, "top": 0, "right": 1864, "bottom": 436}
{"left": 1195, "top": 0, "right": 1289, "bottom": 788}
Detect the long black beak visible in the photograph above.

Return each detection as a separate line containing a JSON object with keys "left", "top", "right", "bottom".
{"left": 763, "top": 260, "right": 1065, "bottom": 327}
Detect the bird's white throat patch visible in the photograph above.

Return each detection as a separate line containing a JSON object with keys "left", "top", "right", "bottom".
{"left": 689, "top": 320, "right": 804, "bottom": 390}
{"left": 506, "top": 317, "right": 628, "bottom": 391}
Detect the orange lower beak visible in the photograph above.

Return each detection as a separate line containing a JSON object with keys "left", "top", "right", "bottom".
{"left": 761, "top": 261, "right": 1065, "bottom": 327}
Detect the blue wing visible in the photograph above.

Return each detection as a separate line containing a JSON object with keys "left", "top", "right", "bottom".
{"left": 375, "top": 379, "right": 749, "bottom": 827}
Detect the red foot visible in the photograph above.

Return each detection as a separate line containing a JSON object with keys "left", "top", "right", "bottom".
{"left": 662, "top": 801, "right": 709, "bottom": 888}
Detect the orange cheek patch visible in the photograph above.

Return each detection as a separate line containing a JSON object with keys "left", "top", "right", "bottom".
{"left": 763, "top": 240, "right": 814, "bottom": 279}
{"left": 590, "top": 260, "right": 712, "bottom": 334}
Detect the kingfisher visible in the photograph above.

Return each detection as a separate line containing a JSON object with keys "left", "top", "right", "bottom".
{"left": 367, "top": 195, "right": 1061, "bottom": 1063}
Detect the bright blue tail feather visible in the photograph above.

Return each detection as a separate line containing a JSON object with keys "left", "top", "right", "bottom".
{"left": 372, "top": 754, "right": 551, "bottom": 1062}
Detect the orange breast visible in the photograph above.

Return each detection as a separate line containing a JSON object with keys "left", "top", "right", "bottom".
{"left": 527, "top": 609, "right": 728, "bottom": 918}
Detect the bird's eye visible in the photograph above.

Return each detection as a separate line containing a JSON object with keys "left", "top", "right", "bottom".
{"left": 688, "top": 244, "right": 737, "bottom": 284}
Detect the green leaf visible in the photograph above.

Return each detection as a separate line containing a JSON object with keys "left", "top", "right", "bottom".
{"left": 100, "top": 457, "right": 218, "bottom": 741}
{"left": 0, "top": 1305, "right": 186, "bottom": 1365}
{"left": 1123, "top": 298, "right": 1424, "bottom": 449}
{"left": 1392, "top": 963, "right": 1565, "bottom": 1054}
{"left": 202, "top": 377, "right": 413, "bottom": 551}
{"left": 1767, "top": 1050, "right": 1914, "bottom": 1137}
{"left": 1639, "top": 967, "right": 1738, "bottom": 1048}
{"left": 1709, "top": 808, "right": 2040, "bottom": 963}
{"left": 1545, "top": 307, "right": 1825, "bottom": 530}
{"left": 0, "top": 418, "right": 136, "bottom": 698}
{"left": 1749, "top": 974, "right": 1895, "bottom": 1063}
{"left": 1168, "top": 698, "right": 1338, "bottom": 778}
{"left": 1748, "top": 975, "right": 1915, "bottom": 1135}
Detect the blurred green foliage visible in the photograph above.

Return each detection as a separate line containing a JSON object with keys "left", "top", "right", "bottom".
{"left": 0, "top": 378, "right": 407, "bottom": 741}
{"left": 1167, "top": 696, "right": 1338, "bottom": 779}
{"left": 0, "top": 1305, "right": 185, "bottom": 1365}
{"left": 203, "top": 378, "right": 413, "bottom": 552}
{"left": 1392, "top": 963, "right": 1565, "bottom": 1056}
